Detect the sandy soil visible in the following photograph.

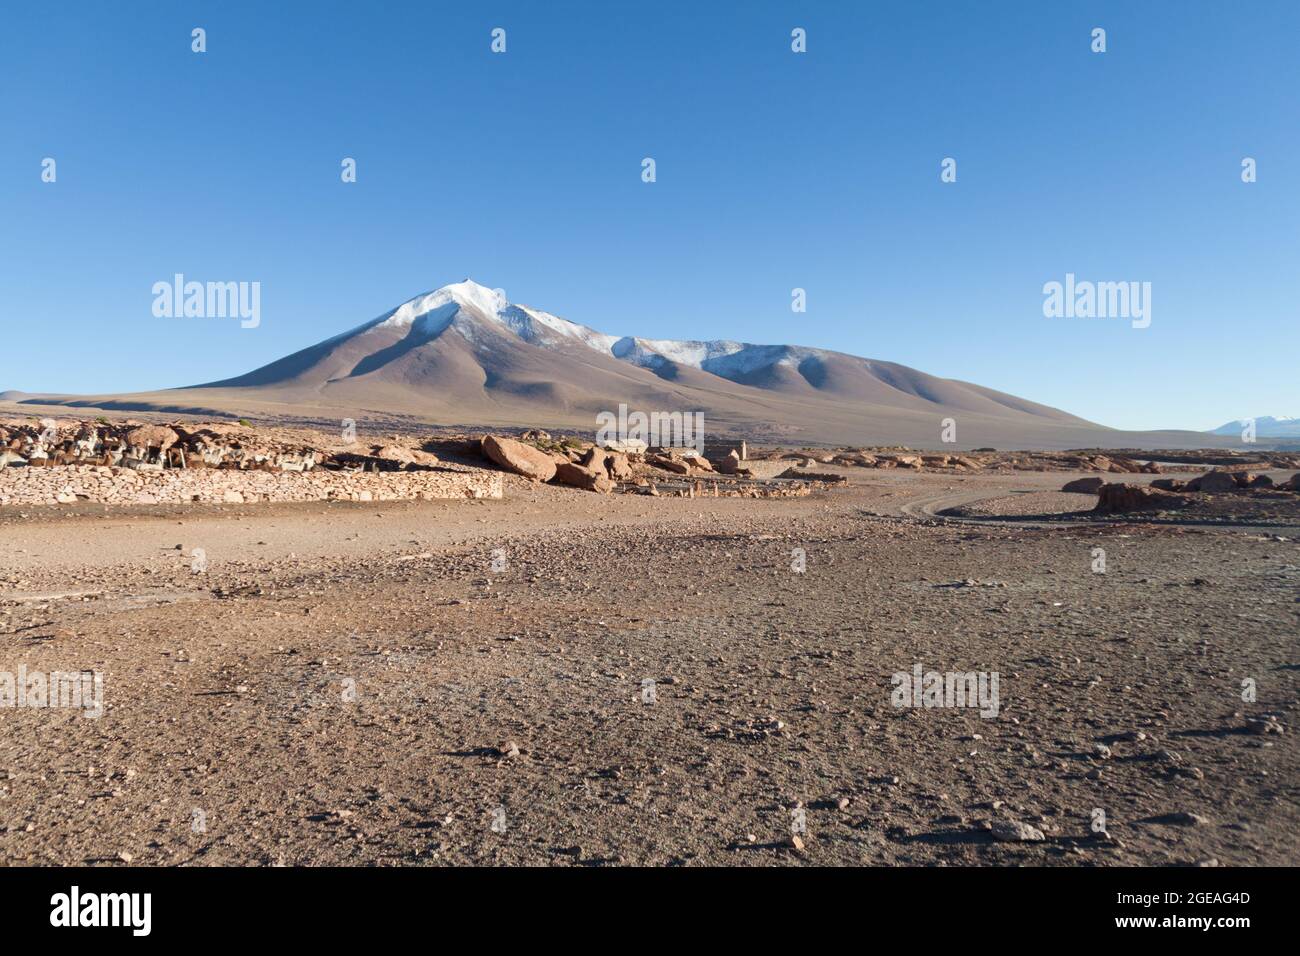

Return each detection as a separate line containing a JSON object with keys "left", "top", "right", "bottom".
{"left": 1, "top": 468, "right": 1296, "bottom": 866}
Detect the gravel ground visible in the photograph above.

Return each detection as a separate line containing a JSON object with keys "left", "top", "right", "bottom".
{"left": 1, "top": 469, "right": 1296, "bottom": 866}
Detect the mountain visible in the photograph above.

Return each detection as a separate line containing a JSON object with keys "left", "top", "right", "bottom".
{"left": 1208, "top": 416, "right": 1300, "bottom": 438}
{"left": 2, "top": 280, "right": 1236, "bottom": 450}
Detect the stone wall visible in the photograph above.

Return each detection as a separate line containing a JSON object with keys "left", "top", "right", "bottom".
{"left": 0, "top": 464, "right": 502, "bottom": 506}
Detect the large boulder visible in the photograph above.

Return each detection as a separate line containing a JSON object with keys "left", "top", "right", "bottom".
{"left": 580, "top": 446, "right": 609, "bottom": 471}
{"left": 554, "top": 461, "right": 613, "bottom": 493}
{"left": 579, "top": 446, "right": 631, "bottom": 480}
{"left": 1150, "top": 478, "right": 1186, "bottom": 492}
{"left": 1094, "top": 483, "right": 1191, "bottom": 513}
{"left": 1061, "top": 477, "right": 1105, "bottom": 494}
{"left": 481, "top": 435, "right": 557, "bottom": 482}
{"left": 605, "top": 451, "right": 633, "bottom": 480}
{"left": 1186, "top": 471, "right": 1238, "bottom": 493}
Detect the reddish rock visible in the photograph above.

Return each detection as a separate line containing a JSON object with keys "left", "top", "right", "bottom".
{"left": 553, "top": 461, "right": 613, "bottom": 492}
{"left": 647, "top": 454, "right": 691, "bottom": 475}
{"left": 1150, "top": 478, "right": 1186, "bottom": 492}
{"left": 606, "top": 451, "right": 633, "bottom": 480}
{"left": 372, "top": 444, "right": 439, "bottom": 469}
{"left": 580, "top": 446, "right": 611, "bottom": 472}
{"left": 1109, "top": 457, "right": 1146, "bottom": 474}
{"left": 1094, "top": 483, "right": 1191, "bottom": 513}
{"left": 1061, "top": 477, "right": 1105, "bottom": 494}
{"left": 1186, "top": 471, "right": 1238, "bottom": 493}
{"left": 481, "top": 435, "right": 557, "bottom": 482}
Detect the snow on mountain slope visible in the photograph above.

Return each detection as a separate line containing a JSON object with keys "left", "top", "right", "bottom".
{"left": 1209, "top": 416, "right": 1300, "bottom": 437}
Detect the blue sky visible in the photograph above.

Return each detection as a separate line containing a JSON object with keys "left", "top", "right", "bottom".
{"left": 1, "top": 1, "right": 1296, "bottom": 431}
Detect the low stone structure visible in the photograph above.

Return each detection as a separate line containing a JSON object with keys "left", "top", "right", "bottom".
{"left": 0, "top": 464, "right": 501, "bottom": 506}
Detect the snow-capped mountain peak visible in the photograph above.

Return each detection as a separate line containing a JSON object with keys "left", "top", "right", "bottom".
{"left": 367, "top": 280, "right": 802, "bottom": 373}
{"left": 378, "top": 279, "right": 507, "bottom": 330}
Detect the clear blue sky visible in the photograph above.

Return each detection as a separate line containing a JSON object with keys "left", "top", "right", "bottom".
{"left": 2, "top": 1, "right": 1296, "bottom": 431}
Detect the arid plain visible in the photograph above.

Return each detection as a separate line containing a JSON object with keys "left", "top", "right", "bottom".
{"left": 2, "top": 423, "right": 1296, "bottom": 866}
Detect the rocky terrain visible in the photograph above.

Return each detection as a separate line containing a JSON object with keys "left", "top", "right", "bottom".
{"left": 0, "top": 436, "right": 1296, "bottom": 867}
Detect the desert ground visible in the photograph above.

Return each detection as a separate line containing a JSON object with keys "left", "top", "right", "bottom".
{"left": 2, "top": 450, "right": 1297, "bottom": 867}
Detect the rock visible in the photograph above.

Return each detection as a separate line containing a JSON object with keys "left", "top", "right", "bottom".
{"left": 990, "top": 820, "right": 1045, "bottom": 842}
{"left": 372, "top": 445, "right": 439, "bottom": 469}
{"left": 579, "top": 446, "right": 610, "bottom": 472}
{"left": 1164, "top": 812, "right": 1210, "bottom": 826}
{"left": 1149, "top": 478, "right": 1185, "bottom": 491}
{"left": 1062, "top": 477, "right": 1105, "bottom": 494}
{"left": 481, "top": 435, "right": 557, "bottom": 482}
{"left": 646, "top": 454, "right": 691, "bottom": 475}
{"left": 785, "top": 834, "right": 806, "bottom": 852}
{"left": 605, "top": 451, "right": 633, "bottom": 480}
{"left": 1244, "top": 716, "right": 1283, "bottom": 735}
{"left": 553, "top": 461, "right": 613, "bottom": 493}
{"left": 1094, "top": 483, "right": 1191, "bottom": 513}
{"left": 1186, "top": 471, "right": 1238, "bottom": 493}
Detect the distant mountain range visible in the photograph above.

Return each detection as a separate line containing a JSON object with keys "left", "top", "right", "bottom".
{"left": 0, "top": 280, "right": 1252, "bottom": 450}
{"left": 1208, "top": 416, "right": 1300, "bottom": 438}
